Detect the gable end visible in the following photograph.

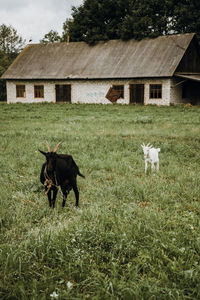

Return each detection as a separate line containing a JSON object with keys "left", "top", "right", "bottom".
{"left": 176, "top": 36, "right": 200, "bottom": 73}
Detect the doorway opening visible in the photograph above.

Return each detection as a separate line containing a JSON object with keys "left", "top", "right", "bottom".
{"left": 56, "top": 84, "right": 71, "bottom": 102}
{"left": 129, "top": 84, "right": 144, "bottom": 104}
{"left": 182, "top": 80, "right": 200, "bottom": 105}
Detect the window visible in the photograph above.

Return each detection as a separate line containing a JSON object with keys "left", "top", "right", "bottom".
{"left": 34, "top": 85, "right": 44, "bottom": 98}
{"left": 150, "top": 84, "right": 162, "bottom": 99}
{"left": 16, "top": 85, "right": 26, "bottom": 97}
{"left": 112, "top": 85, "right": 124, "bottom": 98}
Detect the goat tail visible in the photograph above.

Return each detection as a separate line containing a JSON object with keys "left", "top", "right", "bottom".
{"left": 78, "top": 170, "right": 85, "bottom": 178}
{"left": 157, "top": 148, "right": 161, "bottom": 152}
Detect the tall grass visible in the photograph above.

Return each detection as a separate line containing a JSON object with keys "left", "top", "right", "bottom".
{"left": 0, "top": 103, "right": 200, "bottom": 299}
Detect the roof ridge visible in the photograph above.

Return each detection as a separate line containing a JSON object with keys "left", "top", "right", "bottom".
{"left": 25, "top": 32, "right": 196, "bottom": 47}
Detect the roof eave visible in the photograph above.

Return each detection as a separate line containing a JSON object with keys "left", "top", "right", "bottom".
{"left": 2, "top": 75, "right": 173, "bottom": 81}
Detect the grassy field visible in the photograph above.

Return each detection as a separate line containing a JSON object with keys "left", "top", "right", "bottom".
{"left": 0, "top": 103, "right": 200, "bottom": 299}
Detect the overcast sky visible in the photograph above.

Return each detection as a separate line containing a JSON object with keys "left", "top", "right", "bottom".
{"left": 0, "top": 0, "right": 83, "bottom": 44}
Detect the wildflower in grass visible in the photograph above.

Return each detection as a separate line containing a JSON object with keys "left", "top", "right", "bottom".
{"left": 67, "top": 281, "right": 73, "bottom": 289}
{"left": 50, "top": 291, "right": 59, "bottom": 298}
{"left": 180, "top": 247, "right": 185, "bottom": 253}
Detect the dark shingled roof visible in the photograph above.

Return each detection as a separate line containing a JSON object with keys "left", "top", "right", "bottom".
{"left": 1, "top": 33, "right": 196, "bottom": 80}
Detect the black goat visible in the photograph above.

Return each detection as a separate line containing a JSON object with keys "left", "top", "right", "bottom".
{"left": 39, "top": 142, "right": 85, "bottom": 208}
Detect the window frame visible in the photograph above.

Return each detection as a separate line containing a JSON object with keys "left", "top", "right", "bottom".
{"left": 112, "top": 85, "right": 124, "bottom": 99}
{"left": 16, "top": 85, "right": 26, "bottom": 98}
{"left": 149, "top": 84, "right": 162, "bottom": 99}
{"left": 34, "top": 85, "right": 44, "bottom": 98}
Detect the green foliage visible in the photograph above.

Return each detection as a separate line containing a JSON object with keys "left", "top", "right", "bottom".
{"left": 171, "top": 0, "right": 200, "bottom": 36}
{"left": 62, "top": 18, "right": 73, "bottom": 43}
{"left": 40, "top": 30, "right": 62, "bottom": 44}
{"left": 0, "top": 50, "right": 15, "bottom": 101}
{"left": 63, "top": 0, "right": 200, "bottom": 43}
{"left": 0, "top": 24, "right": 25, "bottom": 54}
{"left": 0, "top": 103, "right": 200, "bottom": 299}
{"left": 0, "top": 24, "right": 25, "bottom": 101}
{"left": 65, "top": 0, "right": 132, "bottom": 43}
{"left": 120, "top": 0, "right": 171, "bottom": 40}
{"left": 0, "top": 50, "right": 10, "bottom": 100}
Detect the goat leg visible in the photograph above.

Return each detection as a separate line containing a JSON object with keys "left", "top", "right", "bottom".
{"left": 145, "top": 161, "right": 148, "bottom": 174}
{"left": 61, "top": 186, "right": 68, "bottom": 208}
{"left": 47, "top": 190, "right": 52, "bottom": 207}
{"left": 62, "top": 192, "right": 67, "bottom": 208}
{"left": 52, "top": 188, "right": 58, "bottom": 208}
{"left": 72, "top": 184, "right": 79, "bottom": 207}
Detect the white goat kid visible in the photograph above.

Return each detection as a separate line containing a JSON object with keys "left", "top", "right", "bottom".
{"left": 141, "top": 143, "right": 160, "bottom": 173}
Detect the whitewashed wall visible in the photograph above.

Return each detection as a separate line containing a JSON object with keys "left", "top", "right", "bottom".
{"left": 170, "top": 78, "right": 187, "bottom": 104}
{"left": 6, "top": 78, "right": 180, "bottom": 105}
{"left": 72, "top": 80, "right": 129, "bottom": 104}
{"left": 6, "top": 81, "right": 55, "bottom": 104}
{"left": 129, "top": 78, "right": 171, "bottom": 105}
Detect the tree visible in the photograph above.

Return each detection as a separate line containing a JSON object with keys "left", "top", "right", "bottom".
{"left": 120, "top": 0, "right": 171, "bottom": 40}
{"left": 62, "top": 0, "right": 172, "bottom": 43}
{"left": 0, "top": 50, "right": 11, "bottom": 101}
{"left": 63, "top": 0, "right": 200, "bottom": 43}
{"left": 0, "top": 24, "right": 25, "bottom": 54}
{"left": 64, "top": 0, "right": 131, "bottom": 44}
{"left": 170, "top": 0, "right": 200, "bottom": 37}
{"left": 62, "top": 18, "right": 73, "bottom": 42}
{"left": 0, "top": 24, "right": 25, "bottom": 101}
{"left": 40, "top": 30, "right": 61, "bottom": 43}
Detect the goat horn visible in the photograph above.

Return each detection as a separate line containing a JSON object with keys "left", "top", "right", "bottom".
{"left": 46, "top": 141, "right": 51, "bottom": 152}
{"left": 53, "top": 142, "right": 62, "bottom": 152}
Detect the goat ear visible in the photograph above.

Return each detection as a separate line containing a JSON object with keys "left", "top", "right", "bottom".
{"left": 39, "top": 149, "right": 47, "bottom": 156}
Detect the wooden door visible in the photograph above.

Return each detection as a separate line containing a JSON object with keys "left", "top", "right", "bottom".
{"left": 129, "top": 84, "right": 144, "bottom": 104}
{"left": 56, "top": 84, "right": 71, "bottom": 102}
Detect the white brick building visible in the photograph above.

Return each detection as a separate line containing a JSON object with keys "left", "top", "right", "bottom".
{"left": 2, "top": 33, "right": 200, "bottom": 105}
